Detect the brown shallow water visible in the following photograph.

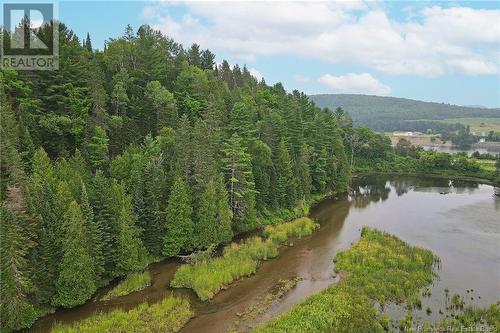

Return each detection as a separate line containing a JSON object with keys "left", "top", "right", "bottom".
{"left": 30, "top": 175, "right": 500, "bottom": 332}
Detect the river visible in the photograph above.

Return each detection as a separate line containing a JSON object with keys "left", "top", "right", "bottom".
{"left": 30, "top": 175, "right": 500, "bottom": 332}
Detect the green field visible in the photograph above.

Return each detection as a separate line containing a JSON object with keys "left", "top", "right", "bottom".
{"left": 439, "top": 118, "right": 500, "bottom": 133}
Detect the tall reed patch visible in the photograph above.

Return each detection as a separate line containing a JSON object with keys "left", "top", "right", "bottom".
{"left": 51, "top": 295, "right": 192, "bottom": 333}
{"left": 263, "top": 217, "right": 319, "bottom": 244}
{"left": 171, "top": 237, "right": 277, "bottom": 300}
{"left": 101, "top": 271, "right": 151, "bottom": 300}
{"left": 171, "top": 217, "right": 319, "bottom": 301}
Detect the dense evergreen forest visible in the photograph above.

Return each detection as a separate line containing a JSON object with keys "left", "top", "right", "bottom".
{"left": 310, "top": 94, "right": 500, "bottom": 132}
{"left": 0, "top": 23, "right": 351, "bottom": 332}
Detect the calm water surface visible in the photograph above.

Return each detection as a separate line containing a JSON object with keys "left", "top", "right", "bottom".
{"left": 30, "top": 175, "right": 500, "bottom": 332}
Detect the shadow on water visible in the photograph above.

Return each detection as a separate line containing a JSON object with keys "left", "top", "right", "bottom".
{"left": 30, "top": 175, "right": 500, "bottom": 332}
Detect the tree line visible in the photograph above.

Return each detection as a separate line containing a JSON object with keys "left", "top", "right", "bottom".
{"left": 310, "top": 94, "right": 500, "bottom": 132}
{"left": 0, "top": 23, "right": 350, "bottom": 332}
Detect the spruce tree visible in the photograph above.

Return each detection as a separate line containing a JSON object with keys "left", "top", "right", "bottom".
{"left": 26, "top": 148, "right": 61, "bottom": 304}
{"left": 18, "top": 125, "right": 35, "bottom": 172}
{"left": 134, "top": 160, "right": 165, "bottom": 256}
{"left": 163, "top": 176, "right": 193, "bottom": 256}
{"left": 89, "top": 171, "right": 116, "bottom": 275}
{"left": 200, "top": 49, "right": 216, "bottom": 70}
{"left": 187, "top": 43, "right": 201, "bottom": 67}
{"left": 86, "top": 126, "right": 109, "bottom": 170}
{"left": 84, "top": 32, "right": 92, "bottom": 52}
{"left": 80, "top": 182, "right": 104, "bottom": 282}
{"left": 53, "top": 201, "right": 95, "bottom": 307}
{"left": 193, "top": 179, "right": 218, "bottom": 249}
{"left": 110, "top": 181, "right": 147, "bottom": 276}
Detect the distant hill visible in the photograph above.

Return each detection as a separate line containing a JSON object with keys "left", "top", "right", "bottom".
{"left": 309, "top": 94, "right": 500, "bottom": 132}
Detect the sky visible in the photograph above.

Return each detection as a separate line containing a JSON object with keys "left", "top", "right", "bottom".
{"left": 56, "top": 1, "right": 500, "bottom": 107}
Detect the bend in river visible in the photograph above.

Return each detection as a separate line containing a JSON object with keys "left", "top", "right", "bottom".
{"left": 31, "top": 175, "right": 500, "bottom": 332}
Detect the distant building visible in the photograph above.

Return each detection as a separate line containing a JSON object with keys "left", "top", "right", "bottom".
{"left": 393, "top": 131, "right": 423, "bottom": 137}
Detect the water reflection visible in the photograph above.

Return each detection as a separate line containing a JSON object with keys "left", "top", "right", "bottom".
{"left": 350, "top": 176, "right": 391, "bottom": 208}
{"left": 352, "top": 174, "right": 484, "bottom": 199}
{"left": 31, "top": 175, "right": 499, "bottom": 333}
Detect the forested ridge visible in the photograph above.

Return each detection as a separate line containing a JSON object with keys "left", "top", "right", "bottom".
{"left": 310, "top": 94, "right": 500, "bottom": 132}
{"left": 0, "top": 23, "right": 351, "bottom": 332}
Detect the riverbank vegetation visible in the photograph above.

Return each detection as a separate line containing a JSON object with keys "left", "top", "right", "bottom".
{"left": 101, "top": 271, "right": 151, "bottom": 301}
{"left": 51, "top": 295, "right": 192, "bottom": 333}
{"left": 255, "top": 228, "right": 438, "bottom": 332}
{"left": 171, "top": 217, "right": 319, "bottom": 300}
{"left": 263, "top": 217, "right": 319, "bottom": 244}
{"left": 0, "top": 21, "right": 350, "bottom": 331}
{"left": 344, "top": 127, "right": 500, "bottom": 185}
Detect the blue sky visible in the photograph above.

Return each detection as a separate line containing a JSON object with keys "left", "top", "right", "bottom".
{"left": 57, "top": 1, "right": 500, "bottom": 107}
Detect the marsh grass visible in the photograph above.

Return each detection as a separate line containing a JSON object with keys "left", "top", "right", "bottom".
{"left": 263, "top": 217, "right": 319, "bottom": 244}
{"left": 101, "top": 271, "right": 151, "bottom": 301}
{"left": 421, "top": 303, "right": 500, "bottom": 332}
{"left": 171, "top": 217, "right": 319, "bottom": 301}
{"left": 51, "top": 295, "right": 192, "bottom": 333}
{"left": 255, "top": 227, "right": 439, "bottom": 333}
{"left": 335, "top": 228, "right": 437, "bottom": 306}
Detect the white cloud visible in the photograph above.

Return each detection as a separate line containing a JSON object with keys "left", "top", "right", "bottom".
{"left": 149, "top": 2, "right": 500, "bottom": 77}
{"left": 318, "top": 73, "right": 391, "bottom": 95}
{"left": 141, "top": 6, "right": 158, "bottom": 20}
{"left": 248, "top": 68, "right": 263, "bottom": 81}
